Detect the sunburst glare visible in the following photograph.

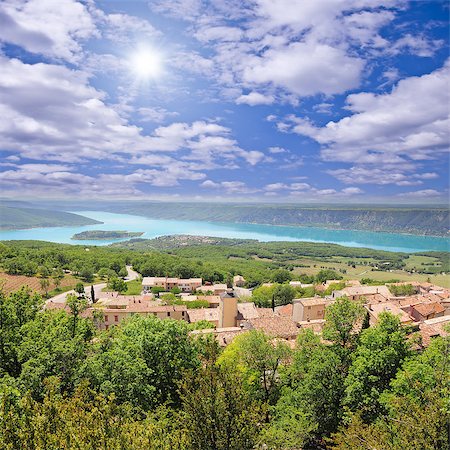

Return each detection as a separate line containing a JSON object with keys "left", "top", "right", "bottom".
{"left": 128, "top": 46, "right": 164, "bottom": 80}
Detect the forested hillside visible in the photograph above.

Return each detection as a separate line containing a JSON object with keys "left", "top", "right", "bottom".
{"left": 80, "top": 202, "right": 449, "bottom": 236}
{"left": 0, "top": 205, "right": 102, "bottom": 230}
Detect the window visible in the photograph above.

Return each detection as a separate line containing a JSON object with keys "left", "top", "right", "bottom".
{"left": 114, "top": 315, "right": 119, "bottom": 322}
{"left": 307, "top": 306, "right": 311, "bottom": 310}
{"left": 167, "top": 312, "right": 171, "bottom": 317}
{"left": 104, "top": 315, "right": 108, "bottom": 322}
{"left": 105, "top": 325, "right": 109, "bottom": 330}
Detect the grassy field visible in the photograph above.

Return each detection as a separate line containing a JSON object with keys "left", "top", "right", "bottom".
{"left": 103, "top": 279, "right": 143, "bottom": 295}
{"left": 291, "top": 257, "right": 449, "bottom": 288}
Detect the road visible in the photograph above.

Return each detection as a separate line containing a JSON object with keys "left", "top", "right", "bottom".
{"left": 45, "top": 265, "right": 139, "bottom": 306}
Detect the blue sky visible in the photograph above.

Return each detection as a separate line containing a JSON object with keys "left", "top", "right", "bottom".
{"left": 0, "top": 0, "right": 448, "bottom": 203}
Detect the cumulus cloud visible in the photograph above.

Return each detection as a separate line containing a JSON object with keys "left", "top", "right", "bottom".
{"left": 158, "top": 0, "right": 426, "bottom": 103}
{"left": 0, "top": 0, "right": 98, "bottom": 62}
{"left": 236, "top": 92, "right": 274, "bottom": 105}
{"left": 242, "top": 41, "right": 363, "bottom": 97}
{"left": 201, "top": 179, "right": 258, "bottom": 194}
{"left": 289, "top": 61, "right": 450, "bottom": 163}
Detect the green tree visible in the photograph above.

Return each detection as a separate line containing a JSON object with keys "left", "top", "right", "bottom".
{"left": 16, "top": 309, "right": 94, "bottom": 398}
{"left": 80, "top": 267, "right": 94, "bottom": 282}
{"left": 82, "top": 315, "right": 199, "bottom": 410}
{"left": 180, "top": 339, "right": 264, "bottom": 450}
{"left": 218, "top": 330, "right": 290, "bottom": 405}
{"left": 323, "top": 296, "right": 365, "bottom": 350}
{"left": 74, "top": 282, "right": 85, "bottom": 298}
{"left": 272, "top": 269, "right": 292, "bottom": 284}
{"left": 265, "top": 330, "right": 346, "bottom": 448}
{"left": 98, "top": 267, "right": 116, "bottom": 280}
{"left": 151, "top": 286, "right": 165, "bottom": 297}
{"left": 315, "top": 269, "right": 342, "bottom": 283}
{"left": 273, "top": 283, "right": 296, "bottom": 306}
{"left": 66, "top": 293, "right": 88, "bottom": 339}
{"left": 107, "top": 277, "right": 127, "bottom": 293}
{"left": 52, "top": 268, "right": 64, "bottom": 290}
{"left": 37, "top": 265, "right": 50, "bottom": 278}
{"left": 343, "top": 312, "right": 411, "bottom": 422}
{"left": 39, "top": 277, "right": 50, "bottom": 296}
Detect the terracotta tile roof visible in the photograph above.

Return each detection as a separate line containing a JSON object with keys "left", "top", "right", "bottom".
{"left": 256, "top": 308, "right": 276, "bottom": 318}
{"left": 247, "top": 316, "right": 299, "bottom": 339}
{"left": 237, "top": 302, "right": 259, "bottom": 320}
{"left": 294, "top": 297, "right": 328, "bottom": 306}
{"left": 276, "top": 303, "right": 293, "bottom": 317}
{"left": 418, "top": 321, "right": 449, "bottom": 347}
{"left": 186, "top": 308, "right": 219, "bottom": 323}
{"left": 366, "top": 302, "right": 412, "bottom": 324}
{"left": 412, "top": 302, "right": 445, "bottom": 317}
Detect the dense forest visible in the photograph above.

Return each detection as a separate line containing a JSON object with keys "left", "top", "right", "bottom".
{"left": 0, "top": 205, "right": 101, "bottom": 230}
{"left": 64, "top": 201, "right": 450, "bottom": 236}
{"left": 0, "top": 289, "right": 448, "bottom": 450}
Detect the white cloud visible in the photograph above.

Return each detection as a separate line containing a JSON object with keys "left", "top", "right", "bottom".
{"left": 194, "top": 26, "right": 243, "bottom": 43}
{"left": 341, "top": 187, "right": 364, "bottom": 195}
{"left": 0, "top": 0, "right": 98, "bottom": 62}
{"left": 286, "top": 61, "right": 450, "bottom": 169}
{"left": 388, "top": 34, "right": 444, "bottom": 57}
{"left": 137, "top": 107, "right": 180, "bottom": 123}
{"left": 102, "top": 13, "right": 160, "bottom": 43}
{"left": 397, "top": 189, "right": 444, "bottom": 198}
{"left": 243, "top": 41, "right": 363, "bottom": 97}
{"left": 163, "top": 0, "right": 415, "bottom": 102}
{"left": 268, "top": 146, "right": 287, "bottom": 154}
{"left": 236, "top": 92, "right": 274, "bottom": 105}
{"left": 201, "top": 179, "right": 257, "bottom": 194}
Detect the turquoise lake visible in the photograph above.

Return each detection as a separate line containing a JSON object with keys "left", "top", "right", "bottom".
{"left": 0, "top": 211, "right": 449, "bottom": 253}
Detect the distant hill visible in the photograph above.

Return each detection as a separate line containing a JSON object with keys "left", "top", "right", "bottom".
{"left": 0, "top": 205, "right": 102, "bottom": 230}
{"left": 96, "top": 203, "right": 449, "bottom": 236}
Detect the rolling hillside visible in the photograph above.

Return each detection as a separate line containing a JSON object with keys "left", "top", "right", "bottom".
{"left": 0, "top": 205, "right": 102, "bottom": 230}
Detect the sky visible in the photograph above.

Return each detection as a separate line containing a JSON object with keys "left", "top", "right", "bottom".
{"left": 0, "top": 0, "right": 449, "bottom": 203}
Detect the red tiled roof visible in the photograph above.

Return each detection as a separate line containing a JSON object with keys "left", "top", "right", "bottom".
{"left": 247, "top": 316, "right": 299, "bottom": 339}
{"left": 413, "top": 302, "right": 445, "bottom": 317}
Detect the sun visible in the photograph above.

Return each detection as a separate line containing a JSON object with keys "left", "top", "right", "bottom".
{"left": 129, "top": 47, "right": 163, "bottom": 80}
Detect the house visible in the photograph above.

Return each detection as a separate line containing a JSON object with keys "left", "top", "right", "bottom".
{"left": 365, "top": 302, "right": 413, "bottom": 326}
{"left": 332, "top": 285, "right": 391, "bottom": 302}
{"left": 233, "top": 275, "right": 246, "bottom": 287}
{"left": 409, "top": 302, "right": 445, "bottom": 322}
{"left": 142, "top": 277, "right": 202, "bottom": 293}
{"left": 297, "top": 319, "right": 326, "bottom": 333}
{"left": 91, "top": 297, "right": 188, "bottom": 330}
{"left": 417, "top": 315, "right": 450, "bottom": 347}
{"left": 197, "top": 283, "right": 228, "bottom": 295}
{"left": 186, "top": 308, "right": 220, "bottom": 327}
{"left": 292, "top": 297, "right": 330, "bottom": 322}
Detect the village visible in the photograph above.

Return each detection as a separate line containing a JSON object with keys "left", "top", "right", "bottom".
{"left": 46, "top": 273, "right": 450, "bottom": 349}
